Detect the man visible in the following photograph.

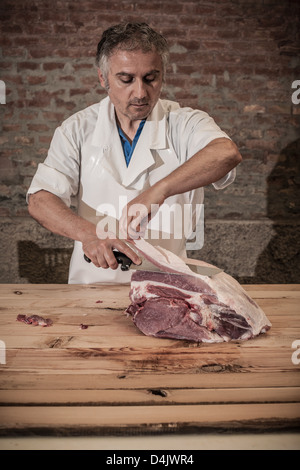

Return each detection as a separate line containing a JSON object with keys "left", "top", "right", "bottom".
{"left": 27, "top": 22, "right": 242, "bottom": 284}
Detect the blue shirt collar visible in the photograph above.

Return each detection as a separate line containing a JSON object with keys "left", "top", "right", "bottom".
{"left": 117, "top": 119, "right": 146, "bottom": 167}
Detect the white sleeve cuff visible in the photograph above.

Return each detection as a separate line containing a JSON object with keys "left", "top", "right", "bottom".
{"left": 212, "top": 167, "right": 236, "bottom": 190}
{"left": 26, "top": 163, "right": 75, "bottom": 206}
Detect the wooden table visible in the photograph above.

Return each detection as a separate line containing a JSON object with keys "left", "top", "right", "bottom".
{"left": 0, "top": 284, "right": 299, "bottom": 436}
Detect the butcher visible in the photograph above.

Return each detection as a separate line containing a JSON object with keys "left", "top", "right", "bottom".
{"left": 27, "top": 22, "right": 242, "bottom": 284}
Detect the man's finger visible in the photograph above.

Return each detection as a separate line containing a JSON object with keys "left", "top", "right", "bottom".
{"left": 103, "top": 248, "right": 119, "bottom": 270}
{"left": 114, "top": 241, "right": 142, "bottom": 265}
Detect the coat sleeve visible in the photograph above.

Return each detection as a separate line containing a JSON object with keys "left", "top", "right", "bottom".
{"left": 168, "top": 106, "right": 236, "bottom": 189}
{"left": 26, "top": 125, "right": 80, "bottom": 207}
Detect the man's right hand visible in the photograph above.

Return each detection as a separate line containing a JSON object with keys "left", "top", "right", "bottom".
{"left": 82, "top": 233, "right": 141, "bottom": 270}
{"left": 28, "top": 191, "right": 141, "bottom": 271}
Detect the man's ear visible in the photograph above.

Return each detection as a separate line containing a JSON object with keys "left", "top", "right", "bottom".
{"left": 97, "top": 69, "right": 106, "bottom": 89}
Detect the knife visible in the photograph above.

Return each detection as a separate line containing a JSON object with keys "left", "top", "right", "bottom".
{"left": 84, "top": 251, "right": 222, "bottom": 277}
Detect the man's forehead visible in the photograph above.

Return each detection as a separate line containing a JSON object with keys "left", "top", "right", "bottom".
{"left": 108, "top": 48, "right": 162, "bottom": 71}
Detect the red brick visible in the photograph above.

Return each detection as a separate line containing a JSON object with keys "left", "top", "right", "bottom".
{"left": 17, "top": 62, "right": 40, "bottom": 71}
{"left": 54, "top": 98, "right": 77, "bottom": 110}
{"left": 42, "top": 111, "right": 66, "bottom": 122}
{"left": 53, "top": 23, "right": 78, "bottom": 34}
{"left": 25, "top": 94, "right": 52, "bottom": 107}
{"left": 19, "top": 111, "right": 37, "bottom": 120}
{"left": 60, "top": 75, "right": 76, "bottom": 82}
{"left": 26, "top": 75, "right": 47, "bottom": 85}
{"left": 43, "top": 62, "right": 65, "bottom": 71}
{"left": 192, "top": 4, "right": 215, "bottom": 15}
{"left": 202, "top": 40, "right": 227, "bottom": 51}
{"left": 0, "top": 207, "right": 10, "bottom": 216}
{"left": 0, "top": 151, "right": 17, "bottom": 181}
{"left": 73, "top": 63, "right": 94, "bottom": 70}
{"left": 179, "top": 16, "right": 205, "bottom": 27}
{"left": 14, "top": 135, "right": 34, "bottom": 145}
{"left": 2, "top": 74, "right": 23, "bottom": 85}
{"left": 243, "top": 105, "right": 266, "bottom": 114}
{"left": 69, "top": 88, "right": 90, "bottom": 96}
{"left": 38, "top": 136, "right": 52, "bottom": 144}
{"left": 245, "top": 139, "right": 277, "bottom": 151}
{"left": 23, "top": 23, "right": 53, "bottom": 35}
{"left": 2, "top": 124, "right": 21, "bottom": 132}
{"left": 80, "top": 76, "right": 98, "bottom": 86}
{"left": 267, "top": 104, "right": 292, "bottom": 115}
{"left": 53, "top": 48, "right": 95, "bottom": 58}
{"left": 1, "top": 24, "right": 23, "bottom": 33}
{"left": 0, "top": 61, "right": 14, "bottom": 69}
{"left": 27, "top": 124, "right": 50, "bottom": 132}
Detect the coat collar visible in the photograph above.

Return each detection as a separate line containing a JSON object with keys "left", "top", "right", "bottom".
{"left": 91, "top": 97, "right": 168, "bottom": 187}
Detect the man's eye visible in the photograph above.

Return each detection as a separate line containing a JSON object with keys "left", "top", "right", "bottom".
{"left": 120, "top": 77, "right": 133, "bottom": 84}
{"left": 144, "top": 76, "right": 155, "bottom": 83}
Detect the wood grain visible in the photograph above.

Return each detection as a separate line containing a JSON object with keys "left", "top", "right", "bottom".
{"left": 0, "top": 283, "right": 299, "bottom": 435}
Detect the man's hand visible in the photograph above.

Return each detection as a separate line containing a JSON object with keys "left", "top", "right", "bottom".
{"left": 28, "top": 191, "right": 141, "bottom": 270}
{"left": 119, "top": 183, "right": 167, "bottom": 240}
{"left": 82, "top": 231, "right": 141, "bottom": 269}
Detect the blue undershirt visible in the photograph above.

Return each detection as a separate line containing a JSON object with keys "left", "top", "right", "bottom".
{"left": 118, "top": 119, "right": 146, "bottom": 167}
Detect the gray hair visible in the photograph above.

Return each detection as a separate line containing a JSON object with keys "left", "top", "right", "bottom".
{"left": 95, "top": 22, "right": 169, "bottom": 86}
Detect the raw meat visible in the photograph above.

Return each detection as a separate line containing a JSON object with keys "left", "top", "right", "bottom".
{"left": 125, "top": 239, "right": 271, "bottom": 343}
{"left": 17, "top": 314, "right": 53, "bottom": 327}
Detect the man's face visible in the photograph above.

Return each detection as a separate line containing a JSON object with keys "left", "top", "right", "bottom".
{"left": 98, "top": 49, "right": 163, "bottom": 127}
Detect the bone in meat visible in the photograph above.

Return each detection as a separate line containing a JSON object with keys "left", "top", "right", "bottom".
{"left": 126, "top": 239, "right": 271, "bottom": 343}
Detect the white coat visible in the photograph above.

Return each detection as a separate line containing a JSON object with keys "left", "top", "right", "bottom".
{"left": 27, "top": 97, "right": 235, "bottom": 284}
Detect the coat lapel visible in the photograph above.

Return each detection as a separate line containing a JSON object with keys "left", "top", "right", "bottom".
{"left": 91, "top": 97, "right": 169, "bottom": 188}
{"left": 122, "top": 99, "right": 168, "bottom": 187}
{"left": 91, "top": 97, "right": 127, "bottom": 184}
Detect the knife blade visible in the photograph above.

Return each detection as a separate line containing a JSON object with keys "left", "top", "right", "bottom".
{"left": 131, "top": 255, "right": 223, "bottom": 277}
{"left": 84, "top": 251, "right": 222, "bottom": 277}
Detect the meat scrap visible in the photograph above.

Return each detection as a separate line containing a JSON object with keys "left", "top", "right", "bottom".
{"left": 17, "top": 314, "right": 53, "bottom": 327}
{"left": 125, "top": 239, "right": 272, "bottom": 343}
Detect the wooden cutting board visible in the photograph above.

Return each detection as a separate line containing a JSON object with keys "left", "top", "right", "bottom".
{"left": 0, "top": 283, "right": 299, "bottom": 435}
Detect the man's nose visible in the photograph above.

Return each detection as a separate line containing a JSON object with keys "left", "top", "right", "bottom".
{"left": 134, "top": 79, "right": 147, "bottom": 99}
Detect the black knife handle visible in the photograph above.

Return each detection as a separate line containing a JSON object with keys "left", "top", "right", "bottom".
{"left": 83, "top": 251, "right": 133, "bottom": 271}
{"left": 114, "top": 251, "right": 134, "bottom": 271}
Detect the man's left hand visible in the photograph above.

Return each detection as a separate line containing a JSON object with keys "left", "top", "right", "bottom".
{"left": 119, "top": 183, "right": 166, "bottom": 240}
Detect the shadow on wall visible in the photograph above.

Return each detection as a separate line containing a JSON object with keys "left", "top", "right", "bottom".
{"left": 18, "top": 241, "right": 72, "bottom": 283}
{"left": 253, "top": 139, "right": 300, "bottom": 283}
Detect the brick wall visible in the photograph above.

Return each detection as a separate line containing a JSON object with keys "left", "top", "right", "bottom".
{"left": 0, "top": 0, "right": 299, "bottom": 283}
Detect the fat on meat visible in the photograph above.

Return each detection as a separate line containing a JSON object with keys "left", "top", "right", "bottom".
{"left": 125, "top": 239, "right": 272, "bottom": 343}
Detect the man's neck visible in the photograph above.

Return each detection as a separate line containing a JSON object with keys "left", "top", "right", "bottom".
{"left": 115, "top": 113, "right": 143, "bottom": 143}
